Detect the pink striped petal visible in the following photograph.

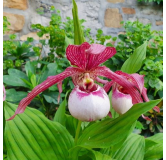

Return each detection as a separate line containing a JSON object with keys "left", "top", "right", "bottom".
{"left": 142, "top": 114, "right": 152, "bottom": 121}
{"left": 153, "top": 106, "right": 160, "bottom": 113}
{"left": 108, "top": 111, "right": 112, "bottom": 118}
{"left": 3, "top": 85, "right": 6, "bottom": 101}
{"left": 57, "top": 81, "right": 63, "bottom": 103}
{"left": 115, "top": 71, "right": 144, "bottom": 93}
{"left": 103, "top": 81, "right": 114, "bottom": 93}
{"left": 86, "top": 45, "right": 116, "bottom": 70}
{"left": 93, "top": 66, "right": 143, "bottom": 104}
{"left": 95, "top": 77, "right": 108, "bottom": 84}
{"left": 7, "top": 67, "right": 82, "bottom": 120}
{"left": 66, "top": 42, "right": 90, "bottom": 70}
{"left": 142, "top": 88, "right": 159, "bottom": 112}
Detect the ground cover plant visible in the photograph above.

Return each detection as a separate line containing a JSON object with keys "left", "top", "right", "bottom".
{"left": 3, "top": 0, "right": 163, "bottom": 159}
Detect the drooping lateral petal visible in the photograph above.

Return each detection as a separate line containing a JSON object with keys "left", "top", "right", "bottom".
{"left": 66, "top": 42, "right": 90, "bottom": 70}
{"left": 7, "top": 67, "right": 82, "bottom": 120}
{"left": 3, "top": 84, "right": 6, "bottom": 101}
{"left": 93, "top": 66, "right": 143, "bottom": 104}
{"left": 86, "top": 44, "right": 116, "bottom": 70}
{"left": 95, "top": 77, "right": 108, "bottom": 84}
{"left": 57, "top": 81, "right": 63, "bottom": 103}
{"left": 115, "top": 71, "right": 144, "bottom": 93}
{"left": 142, "top": 87, "right": 160, "bottom": 113}
{"left": 103, "top": 81, "right": 114, "bottom": 93}
{"left": 142, "top": 114, "right": 152, "bottom": 121}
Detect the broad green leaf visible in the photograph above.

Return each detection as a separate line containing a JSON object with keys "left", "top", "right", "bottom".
{"left": 69, "top": 146, "right": 114, "bottom": 160}
{"left": 65, "top": 35, "right": 74, "bottom": 50}
{"left": 112, "top": 133, "right": 145, "bottom": 160}
{"left": 4, "top": 102, "right": 74, "bottom": 160}
{"left": 54, "top": 99, "right": 67, "bottom": 126}
{"left": 6, "top": 89, "right": 27, "bottom": 103}
{"left": 77, "top": 99, "right": 161, "bottom": 148}
{"left": 72, "top": 0, "right": 86, "bottom": 45}
{"left": 121, "top": 41, "right": 147, "bottom": 73}
{"left": 144, "top": 142, "right": 163, "bottom": 160}
{"left": 39, "top": 63, "right": 57, "bottom": 84}
{"left": 3, "top": 69, "right": 30, "bottom": 88}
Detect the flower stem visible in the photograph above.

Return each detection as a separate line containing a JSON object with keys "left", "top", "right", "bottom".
{"left": 74, "top": 120, "right": 82, "bottom": 145}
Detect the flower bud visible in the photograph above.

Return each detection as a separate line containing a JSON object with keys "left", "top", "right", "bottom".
{"left": 111, "top": 87, "right": 133, "bottom": 114}
{"left": 68, "top": 85, "right": 110, "bottom": 121}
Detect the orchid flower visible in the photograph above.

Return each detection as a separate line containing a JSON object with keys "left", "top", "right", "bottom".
{"left": 105, "top": 71, "right": 160, "bottom": 121}
{"left": 8, "top": 42, "right": 155, "bottom": 122}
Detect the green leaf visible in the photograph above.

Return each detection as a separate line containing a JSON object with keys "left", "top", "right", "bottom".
{"left": 43, "top": 91, "right": 60, "bottom": 104}
{"left": 39, "top": 63, "right": 57, "bottom": 84}
{"left": 69, "top": 146, "right": 114, "bottom": 160}
{"left": 25, "top": 61, "right": 36, "bottom": 80}
{"left": 30, "top": 74, "right": 37, "bottom": 88}
{"left": 65, "top": 35, "right": 74, "bottom": 50}
{"left": 121, "top": 41, "right": 147, "bottom": 73}
{"left": 3, "top": 69, "right": 30, "bottom": 88}
{"left": 112, "top": 133, "right": 145, "bottom": 160}
{"left": 54, "top": 99, "right": 67, "bottom": 126}
{"left": 108, "top": 91, "right": 119, "bottom": 118}
{"left": 77, "top": 99, "right": 161, "bottom": 148}
{"left": 72, "top": 0, "right": 86, "bottom": 45}
{"left": 6, "top": 89, "right": 27, "bottom": 103}
{"left": 4, "top": 102, "right": 74, "bottom": 160}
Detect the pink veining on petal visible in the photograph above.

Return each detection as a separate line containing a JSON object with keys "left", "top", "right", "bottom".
{"left": 3, "top": 85, "right": 6, "bottom": 101}
{"left": 66, "top": 42, "right": 90, "bottom": 70}
{"left": 7, "top": 67, "right": 82, "bottom": 121}
{"left": 93, "top": 66, "right": 143, "bottom": 104}
{"left": 86, "top": 46, "right": 116, "bottom": 70}
{"left": 57, "top": 81, "right": 63, "bottom": 103}
{"left": 142, "top": 114, "right": 152, "bottom": 121}
{"left": 103, "top": 81, "right": 114, "bottom": 93}
{"left": 112, "top": 87, "right": 132, "bottom": 99}
{"left": 115, "top": 71, "right": 144, "bottom": 93}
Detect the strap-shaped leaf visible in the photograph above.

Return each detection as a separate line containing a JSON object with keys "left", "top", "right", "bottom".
{"left": 72, "top": 0, "right": 86, "bottom": 45}
{"left": 121, "top": 41, "right": 147, "bottom": 73}
{"left": 112, "top": 133, "right": 145, "bottom": 160}
{"left": 77, "top": 99, "right": 161, "bottom": 148}
{"left": 4, "top": 102, "right": 74, "bottom": 160}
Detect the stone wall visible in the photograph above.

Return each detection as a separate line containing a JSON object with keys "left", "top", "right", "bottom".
{"left": 3, "top": 0, "right": 163, "bottom": 40}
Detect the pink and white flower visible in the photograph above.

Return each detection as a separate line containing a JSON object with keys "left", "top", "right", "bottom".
{"left": 7, "top": 42, "right": 157, "bottom": 121}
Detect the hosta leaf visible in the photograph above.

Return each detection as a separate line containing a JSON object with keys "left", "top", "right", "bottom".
{"left": 144, "top": 133, "right": 163, "bottom": 160}
{"left": 72, "top": 0, "right": 86, "bottom": 45}
{"left": 3, "top": 69, "right": 30, "bottom": 88}
{"left": 69, "top": 146, "right": 114, "bottom": 160}
{"left": 112, "top": 133, "right": 145, "bottom": 160}
{"left": 121, "top": 41, "right": 147, "bottom": 73}
{"left": 77, "top": 99, "right": 161, "bottom": 148}
{"left": 4, "top": 102, "right": 74, "bottom": 160}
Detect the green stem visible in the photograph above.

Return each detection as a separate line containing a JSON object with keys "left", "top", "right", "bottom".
{"left": 74, "top": 120, "right": 82, "bottom": 145}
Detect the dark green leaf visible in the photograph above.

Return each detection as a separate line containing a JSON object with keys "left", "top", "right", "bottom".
{"left": 3, "top": 69, "right": 29, "bottom": 88}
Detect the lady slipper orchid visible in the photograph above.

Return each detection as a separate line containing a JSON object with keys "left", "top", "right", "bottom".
{"left": 7, "top": 42, "right": 155, "bottom": 122}
{"left": 105, "top": 71, "right": 160, "bottom": 120}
